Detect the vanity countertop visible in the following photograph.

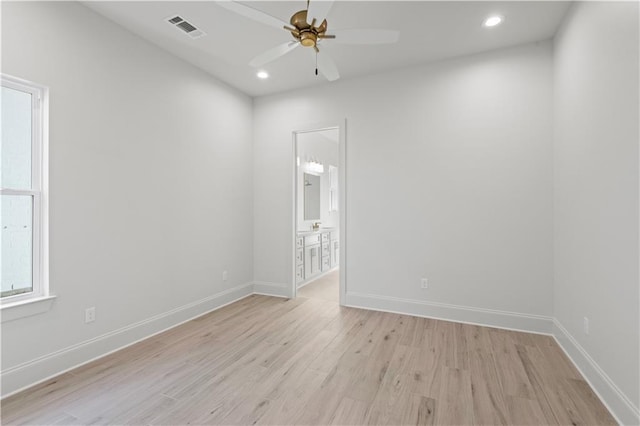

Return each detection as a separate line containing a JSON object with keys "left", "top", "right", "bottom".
{"left": 297, "top": 228, "right": 336, "bottom": 236}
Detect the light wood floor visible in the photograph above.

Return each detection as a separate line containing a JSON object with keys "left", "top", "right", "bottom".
{"left": 297, "top": 269, "right": 339, "bottom": 302}
{"left": 2, "top": 280, "right": 616, "bottom": 425}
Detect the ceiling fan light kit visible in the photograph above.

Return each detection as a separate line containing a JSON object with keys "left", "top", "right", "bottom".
{"left": 286, "top": 10, "right": 334, "bottom": 50}
{"left": 218, "top": 0, "right": 400, "bottom": 82}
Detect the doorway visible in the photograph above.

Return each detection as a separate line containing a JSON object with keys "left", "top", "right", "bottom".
{"left": 292, "top": 123, "right": 345, "bottom": 305}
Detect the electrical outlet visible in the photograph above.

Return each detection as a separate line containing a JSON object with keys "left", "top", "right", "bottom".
{"left": 85, "top": 307, "right": 96, "bottom": 324}
{"left": 583, "top": 317, "right": 589, "bottom": 335}
{"left": 421, "top": 278, "right": 428, "bottom": 289}
{"left": 222, "top": 270, "right": 228, "bottom": 281}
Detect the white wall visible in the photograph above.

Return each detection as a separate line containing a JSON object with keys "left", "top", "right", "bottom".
{"left": 553, "top": 2, "right": 640, "bottom": 423}
{"left": 254, "top": 41, "right": 554, "bottom": 328}
{"left": 1, "top": 1, "right": 253, "bottom": 395}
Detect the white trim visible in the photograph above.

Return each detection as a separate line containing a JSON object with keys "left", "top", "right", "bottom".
{"left": 253, "top": 281, "right": 289, "bottom": 298}
{"left": 40, "top": 86, "right": 50, "bottom": 300}
{"left": 345, "top": 291, "right": 554, "bottom": 334}
{"left": 0, "top": 189, "right": 38, "bottom": 196}
{"left": 1, "top": 74, "right": 49, "bottom": 306}
{"left": 291, "top": 133, "right": 299, "bottom": 300}
{"left": 0, "top": 295, "right": 56, "bottom": 323}
{"left": 338, "top": 121, "right": 346, "bottom": 306}
{"left": 0, "top": 282, "right": 253, "bottom": 398}
{"left": 552, "top": 319, "right": 640, "bottom": 426}
{"left": 291, "top": 120, "right": 347, "bottom": 306}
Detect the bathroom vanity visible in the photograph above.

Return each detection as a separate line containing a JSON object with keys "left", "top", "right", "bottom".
{"left": 295, "top": 229, "right": 339, "bottom": 286}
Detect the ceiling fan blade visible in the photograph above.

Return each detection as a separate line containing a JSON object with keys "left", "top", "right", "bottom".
{"left": 306, "top": 0, "right": 334, "bottom": 26}
{"left": 317, "top": 50, "right": 340, "bottom": 81}
{"left": 331, "top": 29, "right": 400, "bottom": 45}
{"left": 217, "top": 1, "right": 289, "bottom": 31}
{"left": 249, "top": 41, "right": 300, "bottom": 68}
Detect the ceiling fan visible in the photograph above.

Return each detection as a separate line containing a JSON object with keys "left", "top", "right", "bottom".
{"left": 217, "top": 0, "right": 400, "bottom": 81}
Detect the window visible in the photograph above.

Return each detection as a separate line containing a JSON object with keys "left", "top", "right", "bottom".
{"left": 1, "top": 75, "right": 48, "bottom": 305}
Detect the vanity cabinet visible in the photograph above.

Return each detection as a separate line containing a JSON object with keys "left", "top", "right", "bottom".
{"left": 330, "top": 231, "right": 339, "bottom": 268}
{"left": 295, "top": 245, "right": 304, "bottom": 284}
{"left": 298, "top": 230, "right": 338, "bottom": 285}
{"left": 295, "top": 265, "right": 304, "bottom": 283}
{"left": 304, "top": 234, "right": 321, "bottom": 246}
{"left": 304, "top": 234, "right": 322, "bottom": 280}
{"left": 321, "top": 255, "right": 331, "bottom": 271}
{"left": 321, "top": 241, "right": 330, "bottom": 272}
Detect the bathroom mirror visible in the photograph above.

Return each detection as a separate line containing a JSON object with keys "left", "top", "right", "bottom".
{"left": 303, "top": 173, "right": 321, "bottom": 220}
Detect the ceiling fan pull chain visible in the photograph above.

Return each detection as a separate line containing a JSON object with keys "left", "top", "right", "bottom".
{"left": 315, "top": 51, "right": 318, "bottom": 76}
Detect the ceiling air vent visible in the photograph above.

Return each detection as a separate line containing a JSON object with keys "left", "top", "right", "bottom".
{"left": 165, "top": 15, "right": 206, "bottom": 39}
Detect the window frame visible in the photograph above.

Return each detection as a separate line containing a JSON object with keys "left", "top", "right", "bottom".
{"left": 1, "top": 74, "right": 48, "bottom": 306}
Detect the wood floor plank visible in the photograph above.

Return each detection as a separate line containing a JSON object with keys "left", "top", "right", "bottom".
{"left": 82, "top": 393, "right": 176, "bottom": 425}
{"left": 468, "top": 348, "right": 509, "bottom": 425}
{"left": 256, "top": 368, "right": 327, "bottom": 425}
{"left": 435, "top": 367, "right": 474, "bottom": 425}
{"left": 1, "top": 277, "right": 617, "bottom": 426}
{"left": 405, "top": 345, "right": 443, "bottom": 399}
{"left": 306, "top": 309, "right": 384, "bottom": 373}
{"left": 329, "top": 397, "right": 370, "bottom": 425}
{"left": 293, "top": 352, "right": 368, "bottom": 425}
{"left": 258, "top": 329, "right": 338, "bottom": 401}
{"left": 492, "top": 338, "right": 536, "bottom": 399}
{"left": 515, "top": 344, "right": 569, "bottom": 425}
{"left": 1, "top": 374, "right": 80, "bottom": 422}
{"left": 563, "top": 378, "right": 617, "bottom": 425}
{"left": 506, "top": 396, "right": 549, "bottom": 425}
{"left": 365, "top": 344, "right": 415, "bottom": 425}
{"left": 463, "top": 323, "right": 493, "bottom": 353}
{"left": 345, "top": 313, "right": 406, "bottom": 403}
{"left": 2, "top": 405, "right": 77, "bottom": 426}
{"left": 401, "top": 394, "right": 436, "bottom": 426}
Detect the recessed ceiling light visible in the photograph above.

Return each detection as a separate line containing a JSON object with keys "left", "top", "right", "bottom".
{"left": 257, "top": 70, "right": 269, "bottom": 79}
{"left": 483, "top": 15, "right": 504, "bottom": 28}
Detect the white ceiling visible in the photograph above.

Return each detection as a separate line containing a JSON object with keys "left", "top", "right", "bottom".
{"left": 84, "top": 1, "right": 571, "bottom": 97}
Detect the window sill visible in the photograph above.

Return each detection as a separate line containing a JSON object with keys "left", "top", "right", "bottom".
{"left": 1, "top": 295, "right": 56, "bottom": 323}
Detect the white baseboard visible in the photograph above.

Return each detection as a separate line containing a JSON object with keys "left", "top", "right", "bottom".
{"left": 253, "top": 281, "right": 290, "bottom": 298}
{"left": 552, "top": 319, "right": 640, "bottom": 426}
{"left": 345, "top": 292, "right": 554, "bottom": 335}
{"left": 0, "top": 282, "right": 254, "bottom": 399}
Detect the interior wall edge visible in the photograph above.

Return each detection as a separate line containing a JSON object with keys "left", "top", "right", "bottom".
{"left": 345, "top": 292, "right": 554, "bottom": 335}
{"left": 552, "top": 319, "right": 640, "bottom": 426}
{"left": 0, "top": 282, "right": 254, "bottom": 399}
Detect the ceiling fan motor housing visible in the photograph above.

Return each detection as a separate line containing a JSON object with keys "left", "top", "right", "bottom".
{"left": 290, "top": 10, "right": 327, "bottom": 47}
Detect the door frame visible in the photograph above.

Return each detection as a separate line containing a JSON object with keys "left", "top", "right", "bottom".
{"left": 291, "top": 120, "right": 346, "bottom": 305}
